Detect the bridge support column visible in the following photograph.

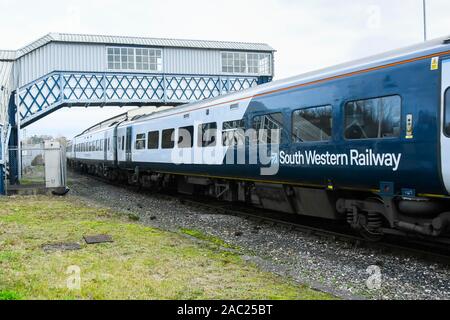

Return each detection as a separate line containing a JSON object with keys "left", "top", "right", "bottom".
{"left": 0, "top": 162, "right": 4, "bottom": 195}
{"left": 8, "top": 92, "right": 19, "bottom": 186}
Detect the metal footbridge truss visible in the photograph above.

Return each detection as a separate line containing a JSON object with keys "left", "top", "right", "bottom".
{"left": 18, "top": 71, "right": 260, "bottom": 127}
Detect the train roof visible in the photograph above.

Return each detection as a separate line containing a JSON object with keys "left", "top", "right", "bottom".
{"left": 76, "top": 35, "right": 450, "bottom": 136}
{"left": 121, "top": 35, "right": 450, "bottom": 125}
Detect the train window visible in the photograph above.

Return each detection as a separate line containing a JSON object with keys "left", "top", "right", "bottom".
{"left": 292, "top": 105, "right": 332, "bottom": 142}
{"left": 135, "top": 133, "right": 146, "bottom": 150}
{"left": 344, "top": 95, "right": 401, "bottom": 140}
{"left": 147, "top": 131, "right": 159, "bottom": 149}
{"left": 122, "top": 136, "right": 125, "bottom": 150}
{"left": 252, "top": 113, "right": 283, "bottom": 144}
{"left": 162, "top": 129, "right": 175, "bottom": 149}
{"left": 178, "top": 126, "right": 194, "bottom": 148}
{"left": 107, "top": 138, "right": 111, "bottom": 151}
{"left": 445, "top": 88, "right": 450, "bottom": 136}
{"left": 198, "top": 122, "right": 217, "bottom": 147}
{"left": 222, "top": 120, "right": 245, "bottom": 146}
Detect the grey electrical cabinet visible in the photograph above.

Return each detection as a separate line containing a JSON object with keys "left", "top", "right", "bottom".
{"left": 44, "top": 141, "right": 66, "bottom": 189}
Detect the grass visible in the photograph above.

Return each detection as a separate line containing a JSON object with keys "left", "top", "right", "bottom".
{"left": 180, "top": 228, "right": 240, "bottom": 250}
{"left": 0, "top": 195, "right": 336, "bottom": 300}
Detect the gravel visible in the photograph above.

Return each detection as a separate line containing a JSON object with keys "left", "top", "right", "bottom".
{"left": 68, "top": 172, "right": 450, "bottom": 300}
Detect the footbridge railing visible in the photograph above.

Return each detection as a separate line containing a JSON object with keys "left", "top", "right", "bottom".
{"left": 18, "top": 71, "right": 261, "bottom": 127}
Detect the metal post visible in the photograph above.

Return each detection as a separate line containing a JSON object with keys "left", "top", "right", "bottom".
{"left": 8, "top": 91, "right": 18, "bottom": 185}
{"left": 16, "top": 93, "right": 22, "bottom": 181}
{"left": 423, "top": 0, "right": 427, "bottom": 41}
{"left": 0, "top": 160, "right": 3, "bottom": 195}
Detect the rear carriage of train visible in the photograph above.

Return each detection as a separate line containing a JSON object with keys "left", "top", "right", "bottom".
{"left": 238, "top": 39, "right": 450, "bottom": 237}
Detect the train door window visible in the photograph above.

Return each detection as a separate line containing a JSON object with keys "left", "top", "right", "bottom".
{"left": 198, "top": 122, "right": 217, "bottom": 147}
{"left": 222, "top": 120, "right": 245, "bottom": 146}
{"left": 107, "top": 138, "right": 110, "bottom": 151}
{"left": 292, "top": 105, "right": 332, "bottom": 142}
{"left": 122, "top": 136, "right": 125, "bottom": 150}
{"left": 252, "top": 113, "right": 283, "bottom": 144}
{"left": 135, "top": 133, "right": 146, "bottom": 150}
{"left": 344, "top": 95, "right": 401, "bottom": 140}
{"left": 148, "top": 131, "right": 159, "bottom": 149}
{"left": 117, "top": 136, "right": 121, "bottom": 150}
{"left": 178, "top": 126, "right": 194, "bottom": 148}
{"left": 445, "top": 88, "right": 450, "bottom": 136}
{"left": 162, "top": 129, "right": 175, "bottom": 149}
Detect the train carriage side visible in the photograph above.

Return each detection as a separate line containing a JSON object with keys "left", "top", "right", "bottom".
{"left": 244, "top": 49, "right": 444, "bottom": 196}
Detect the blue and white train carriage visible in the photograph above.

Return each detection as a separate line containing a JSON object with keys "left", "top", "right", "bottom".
{"left": 68, "top": 36, "right": 450, "bottom": 240}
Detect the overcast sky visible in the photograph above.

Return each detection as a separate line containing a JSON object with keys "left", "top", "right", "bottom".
{"left": 1, "top": 0, "right": 449, "bottom": 139}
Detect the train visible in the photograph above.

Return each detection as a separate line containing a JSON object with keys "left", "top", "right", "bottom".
{"left": 68, "top": 36, "right": 450, "bottom": 241}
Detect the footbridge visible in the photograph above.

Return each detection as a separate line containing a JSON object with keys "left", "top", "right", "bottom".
{"left": 0, "top": 33, "right": 275, "bottom": 194}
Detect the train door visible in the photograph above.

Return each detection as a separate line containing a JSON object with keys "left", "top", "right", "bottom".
{"left": 441, "top": 59, "right": 450, "bottom": 194}
{"left": 126, "top": 126, "right": 132, "bottom": 163}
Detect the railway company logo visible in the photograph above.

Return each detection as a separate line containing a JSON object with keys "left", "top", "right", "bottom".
{"left": 170, "top": 127, "right": 402, "bottom": 176}
{"left": 279, "top": 149, "right": 402, "bottom": 172}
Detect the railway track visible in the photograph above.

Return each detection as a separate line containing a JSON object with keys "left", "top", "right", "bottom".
{"left": 73, "top": 171, "right": 450, "bottom": 265}
{"left": 175, "top": 196, "right": 450, "bottom": 264}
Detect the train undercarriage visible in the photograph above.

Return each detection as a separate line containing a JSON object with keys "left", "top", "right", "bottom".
{"left": 68, "top": 160, "right": 450, "bottom": 242}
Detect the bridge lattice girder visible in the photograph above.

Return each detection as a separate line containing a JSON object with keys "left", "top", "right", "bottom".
{"left": 18, "top": 71, "right": 262, "bottom": 127}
